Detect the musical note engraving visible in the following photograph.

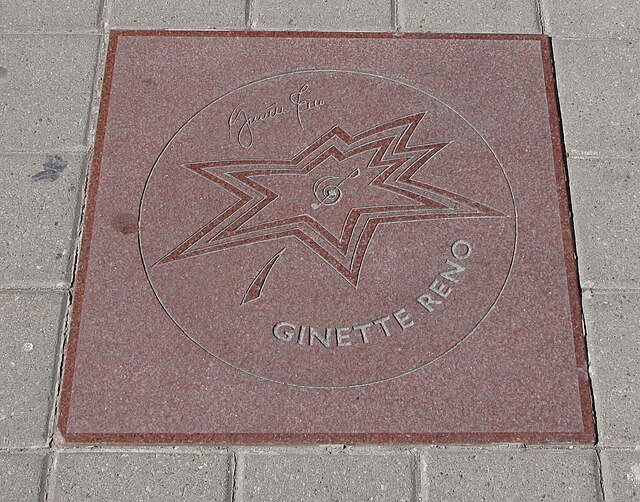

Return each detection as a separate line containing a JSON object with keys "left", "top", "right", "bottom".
{"left": 311, "top": 168, "right": 361, "bottom": 210}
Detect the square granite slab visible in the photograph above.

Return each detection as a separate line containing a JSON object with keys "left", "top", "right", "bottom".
{"left": 59, "top": 31, "right": 594, "bottom": 444}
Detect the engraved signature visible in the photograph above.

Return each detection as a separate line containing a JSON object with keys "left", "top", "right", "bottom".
{"left": 228, "top": 84, "right": 326, "bottom": 148}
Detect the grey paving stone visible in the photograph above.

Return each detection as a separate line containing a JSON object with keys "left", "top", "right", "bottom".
{"left": 422, "top": 448, "right": 601, "bottom": 501}
{"left": 568, "top": 158, "right": 639, "bottom": 288}
{"left": 54, "top": 451, "right": 230, "bottom": 501}
{"left": 252, "top": 0, "right": 392, "bottom": 31}
{"left": 0, "top": 452, "right": 47, "bottom": 502}
{"left": 240, "top": 449, "right": 414, "bottom": 501}
{"left": 544, "top": 0, "right": 640, "bottom": 38}
{"left": 583, "top": 292, "right": 640, "bottom": 446}
{"left": 0, "top": 154, "right": 84, "bottom": 288}
{"left": 0, "top": 0, "right": 100, "bottom": 32}
{"left": 601, "top": 449, "right": 640, "bottom": 501}
{"left": 554, "top": 39, "right": 640, "bottom": 159}
{"left": 399, "top": 0, "right": 540, "bottom": 33}
{"left": 0, "top": 35, "right": 99, "bottom": 152}
{"left": 108, "top": 0, "right": 245, "bottom": 29}
{"left": 0, "top": 292, "right": 65, "bottom": 448}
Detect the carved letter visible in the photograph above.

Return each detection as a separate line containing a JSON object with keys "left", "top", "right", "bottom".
{"left": 297, "top": 325, "right": 307, "bottom": 345}
{"left": 393, "top": 308, "right": 414, "bottom": 330}
{"left": 429, "top": 279, "right": 451, "bottom": 298}
{"left": 273, "top": 321, "right": 295, "bottom": 341}
{"left": 440, "top": 259, "right": 465, "bottom": 283}
{"left": 417, "top": 293, "right": 442, "bottom": 312}
{"left": 309, "top": 327, "right": 331, "bottom": 347}
{"left": 451, "top": 240, "right": 472, "bottom": 260}
{"left": 373, "top": 315, "right": 393, "bottom": 336}
{"left": 336, "top": 327, "right": 351, "bottom": 346}
{"left": 353, "top": 322, "right": 373, "bottom": 343}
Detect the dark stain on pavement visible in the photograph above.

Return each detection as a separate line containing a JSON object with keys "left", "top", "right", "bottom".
{"left": 32, "top": 154, "right": 68, "bottom": 182}
{"left": 112, "top": 213, "right": 138, "bottom": 235}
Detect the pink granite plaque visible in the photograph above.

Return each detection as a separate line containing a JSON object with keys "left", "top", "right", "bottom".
{"left": 59, "top": 31, "right": 594, "bottom": 444}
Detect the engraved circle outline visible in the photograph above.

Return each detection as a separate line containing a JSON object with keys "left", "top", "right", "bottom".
{"left": 138, "top": 69, "right": 518, "bottom": 389}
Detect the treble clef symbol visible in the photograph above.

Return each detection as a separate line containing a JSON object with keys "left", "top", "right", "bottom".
{"left": 311, "top": 168, "right": 361, "bottom": 210}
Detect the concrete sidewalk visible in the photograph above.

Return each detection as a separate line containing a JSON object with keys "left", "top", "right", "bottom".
{"left": 0, "top": 1, "right": 638, "bottom": 500}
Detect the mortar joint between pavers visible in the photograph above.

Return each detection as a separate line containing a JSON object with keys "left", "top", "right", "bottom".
{"left": 99, "top": 0, "right": 111, "bottom": 33}
{"left": 594, "top": 447, "right": 607, "bottom": 501}
{"left": 554, "top": 35, "right": 639, "bottom": 42}
{"left": 581, "top": 303, "right": 602, "bottom": 448}
{"left": 0, "top": 286, "right": 69, "bottom": 293}
{"left": 535, "top": 0, "right": 547, "bottom": 34}
{"left": 41, "top": 449, "right": 58, "bottom": 502}
{"left": 44, "top": 289, "right": 72, "bottom": 446}
{"left": 0, "top": 446, "right": 51, "bottom": 454}
{"left": 0, "top": 147, "right": 92, "bottom": 156}
{"left": 82, "top": 32, "right": 109, "bottom": 150}
{"left": 231, "top": 450, "right": 244, "bottom": 502}
{"left": 582, "top": 287, "right": 640, "bottom": 296}
{"left": 409, "top": 448, "right": 422, "bottom": 502}
{"left": 47, "top": 445, "right": 237, "bottom": 455}
{"left": 0, "top": 29, "right": 101, "bottom": 35}
{"left": 245, "top": 0, "right": 253, "bottom": 30}
{"left": 392, "top": 0, "right": 400, "bottom": 32}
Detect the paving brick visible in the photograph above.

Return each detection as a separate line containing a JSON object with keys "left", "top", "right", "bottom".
{"left": 252, "top": 0, "right": 391, "bottom": 31}
{"left": 422, "top": 448, "right": 601, "bottom": 501}
{"left": 0, "top": 0, "right": 100, "bottom": 32}
{"left": 0, "top": 154, "right": 84, "bottom": 288}
{"left": 544, "top": 0, "right": 640, "bottom": 38}
{"left": 0, "top": 452, "right": 46, "bottom": 502}
{"left": 0, "top": 292, "right": 65, "bottom": 448}
{"left": 399, "top": 0, "right": 540, "bottom": 33}
{"left": 108, "top": 0, "right": 245, "bottom": 29}
{"left": 583, "top": 292, "right": 640, "bottom": 446}
{"left": 553, "top": 39, "right": 640, "bottom": 159}
{"left": 240, "top": 449, "right": 414, "bottom": 501}
{"left": 601, "top": 449, "right": 640, "bottom": 501}
{"left": 568, "top": 158, "right": 639, "bottom": 288}
{"left": 54, "top": 451, "right": 230, "bottom": 501}
{"left": 0, "top": 35, "right": 99, "bottom": 152}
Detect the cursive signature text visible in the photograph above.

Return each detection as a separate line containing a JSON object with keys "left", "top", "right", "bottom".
{"left": 228, "top": 84, "right": 326, "bottom": 148}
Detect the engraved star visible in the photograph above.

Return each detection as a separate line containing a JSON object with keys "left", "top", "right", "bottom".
{"left": 155, "top": 112, "right": 504, "bottom": 299}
